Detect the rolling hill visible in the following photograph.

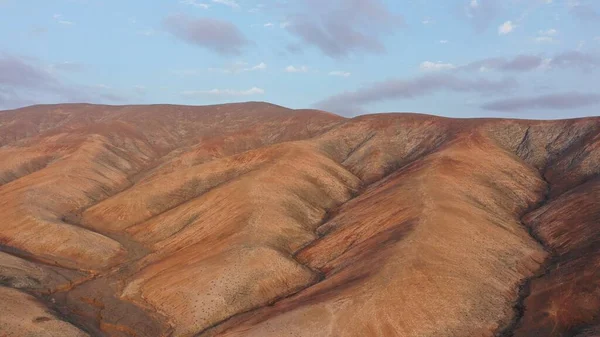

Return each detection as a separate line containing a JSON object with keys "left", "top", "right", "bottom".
{"left": 0, "top": 102, "right": 598, "bottom": 337}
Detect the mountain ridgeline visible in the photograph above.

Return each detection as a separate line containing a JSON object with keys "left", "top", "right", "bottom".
{"left": 0, "top": 102, "right": 598, "bottom": 337}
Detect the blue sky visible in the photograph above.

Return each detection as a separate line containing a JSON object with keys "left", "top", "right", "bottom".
{"left": 0, "top": 0, "right": 599, "bottom": 118}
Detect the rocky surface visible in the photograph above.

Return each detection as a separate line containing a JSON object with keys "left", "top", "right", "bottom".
{"left": 0, "top": 102, "right": 598, "bottom": 337}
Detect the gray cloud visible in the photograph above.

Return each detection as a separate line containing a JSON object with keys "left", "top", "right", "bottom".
{"left": 569, "top": 2, "right": 600, "bottom": 21}
{"left": 0, "top": 53, "right": 127, "bottom": 110}
{"left": 501, "top": 54, "right": 544, "bottom": 71}
{"left": 163, "top": 14, "right": 248, "bottom": 55}
{"left": 456, "top": 51, "right": 599, "bottom": 72}
{"left": 315, "top": 73, "right": 518, "bottom": 115}
{"left": 284, "top": 0, "right": 402, "bottom": 58}
{"left": 460, "top": 55, "right": 544, "bottom": 72}
{"left": 551, "top": 51, "right": 600, "bottom": 70}
{"left": 482, "top": 92, "right": 600, "bottom": 111}
{"left": 0, "top": 53, "right": 59, "bottom": 89}
{"left": 0, "top": 87, "right": 37, "bottom": 109}
{"left": 317, "top": 49, "right": 598, "bottom": 115}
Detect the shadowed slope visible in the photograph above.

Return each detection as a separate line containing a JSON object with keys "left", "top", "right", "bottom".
{"left": 513, "top": 177, "right": 600, "bottom": 337}
{"left": 481, "top": 118, "right": 600, "bottom": 197}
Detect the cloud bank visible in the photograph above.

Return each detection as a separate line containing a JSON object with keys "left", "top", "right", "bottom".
{"left": 482, "top": 92, "right": 600, "bottom": 111}
{"left": 163, "top": 14, "right": 248, "bottom": 55}
{"left": 315, "top": 73, "right": 518, "bottom": 115}
{"left": 0, "top": 53, "right": 126, "bottom": 109}
{"left": 283, "top": 0, "right": 403, "bottom": 58}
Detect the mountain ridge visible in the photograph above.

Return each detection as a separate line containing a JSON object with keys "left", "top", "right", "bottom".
{"left": 0, "top": 102, "right": 598, "bottom": 337}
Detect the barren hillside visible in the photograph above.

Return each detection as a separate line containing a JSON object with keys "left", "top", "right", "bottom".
{"left": 0, "top": 102, "right": 598, "bottom": 337}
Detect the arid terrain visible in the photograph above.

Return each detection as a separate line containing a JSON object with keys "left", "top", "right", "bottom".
{"left": 0, "top": 102, "right": 598, "bottom": 337}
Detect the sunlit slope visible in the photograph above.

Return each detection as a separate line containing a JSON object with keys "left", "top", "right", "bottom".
{"left": 202, "top": 134, "right": 547, "bottom": 337}
{"left": 0, "top": 103, "right": 598, "bottom": 337}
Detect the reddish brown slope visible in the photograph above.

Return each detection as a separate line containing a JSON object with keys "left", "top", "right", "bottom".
{"left": 0, "top": 102, "right": 343, "bottom": 336}
{"left": 0, "top": 103, "right": 598, "bottom": 337}
{"left": 513, "top": 177, "right": 600, "bottom": 337}
{"left": 201, "top": 133, "right": 547, "bottom": 337}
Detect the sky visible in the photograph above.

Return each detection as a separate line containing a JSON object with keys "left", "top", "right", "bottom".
{"left": 0, "top": 0, "right": 599, "bottom": 118}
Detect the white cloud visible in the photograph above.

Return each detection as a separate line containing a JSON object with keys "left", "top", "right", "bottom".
{"left": 498, "top": 21, "right": 515, "bottom": 35}
{"left": 53, "top": 14, "right": 75, "bottom": 25}
{"left": 181, "top": 87, "right": 264, "bottom": 97}
{"left": 439, "top": 40, "right": 449, "bottom": 44}
{"left": 422, "top": 17, "right": 434, "bottom": 25}
{"left": 180, "top": 0, "right": 209, "bottom": 8}
{"left": 208, "top": 61, "right": 267, "bottom": 74}
{"left": 535, "top": 28, "right": 558, "bottom": 43}
{"left": 329, "top": 71, "right": 351, "bottom": 77}
{"left": 212, "top": 0, "right": 239, "bottom": 9}
{"left": 470, "top": 0, "right": 479, "bottom": 8}
{"left": 285, "top": 65, "right": 309, "bottom": 73}
{"left": 264, "top": 22, "right": 274, "bottom": 27}
{"left": 280, "top": 21, "right": 291, "bottom": 29}
{"left": 420, "top": 61, "right": 456, "bottom": 71}
{"left": 249, "top": 62, "right": 267, "bottom": 71}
